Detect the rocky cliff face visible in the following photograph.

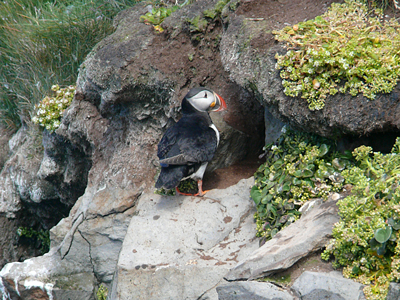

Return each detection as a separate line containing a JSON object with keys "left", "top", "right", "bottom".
{"left": 1, "top": 0, "right": 400, "bottom": 299}
{"left": 0, "top": 0, "right": 265, "bottom": 297}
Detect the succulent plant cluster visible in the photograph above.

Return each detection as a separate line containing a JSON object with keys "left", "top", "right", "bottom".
{"left": 251, "top": 127, "right": 352, "bottom": 243}
{"left": 273, "top": 0, "right": 400, "bottom": 110}
{"left": 252, "top": 129, "right": 400, "bottom": 298}
{"left": 32, "top": 85, "right": 75, "bottom": 132}
{"left": 140, "top": 5, "right": 180, "bottom": 32}
{"left": 322, "top": 140, "right": 400, "bottom": 300}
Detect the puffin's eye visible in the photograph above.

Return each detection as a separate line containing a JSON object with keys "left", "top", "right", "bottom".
{"left": 204, "top": 92, "right": 207, "bottom": 98}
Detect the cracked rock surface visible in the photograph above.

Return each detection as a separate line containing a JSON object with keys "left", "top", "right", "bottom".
{"left": 109, "top": 177, "right": 258, "bottom": 300}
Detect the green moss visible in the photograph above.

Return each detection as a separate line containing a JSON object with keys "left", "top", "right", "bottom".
{"left": 203, "top": 0, "right": 229, "bottom": 19}
{"left": 273, "top": 0, "right": 400, "bottom": 111}
{"left": 259, "top": 274, "right": 291, "bottom": 285}
{"left": 187, "top": 0, "right": 230, "bottom": 33}
{"left": 229, "top": 0, "right": 240, "bottom": 11}
{"left": 52, "top": 273, "right": 94, "bottom": 291}
{"left": 187, "top": 15, "right": 209, "bottom": 33}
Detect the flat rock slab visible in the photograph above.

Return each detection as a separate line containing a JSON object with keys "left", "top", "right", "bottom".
{"left": 225, "top": 198, "right": 339, "bottom": 280}
{"left": 109, "top": 177, "right": 259, "bottom": 300}
{"left": 216, "top": 281, "right": 294, "bottom": 300}
{"left": 292, "top": 271, "right": 366, "bottom": 300}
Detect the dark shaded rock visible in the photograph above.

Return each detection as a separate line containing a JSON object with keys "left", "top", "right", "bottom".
{"left": 0, "top": 216, "right": 33, "bottom": 269}
{"left": 38, "top": 129, "right": 91, "bottom": 207}
{"left": 0, "top": 126, "right": 71, "bottom": 269}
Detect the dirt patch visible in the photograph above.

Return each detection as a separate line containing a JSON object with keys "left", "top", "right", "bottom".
{"left": 236, "top": 0, "right": 343, "bottom": 29}
{"left": 128, "top": 19, "right": 228, "bottom": 103}
{"left": 203, "top": 154, "right": 262, "bottom": 190}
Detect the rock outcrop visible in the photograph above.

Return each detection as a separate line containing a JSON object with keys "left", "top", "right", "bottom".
{"left": 2, "top": 0, "right": 400, "bottom": 299}
{"left": 0, "top": 125, "right": 72, "bottom": 268}
{"left": 0, "top": 0, "right": 265, "bottom": 297}
{"left": 225, "top": 196, "right": 341, "bottom": 281}
{"left": 219, "top": 0, "right": 400, "bottom": 140}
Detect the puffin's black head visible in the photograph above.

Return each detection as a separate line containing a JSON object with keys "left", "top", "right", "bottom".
{"left": 182, "top": 87, "right": 227, "bottom": 114}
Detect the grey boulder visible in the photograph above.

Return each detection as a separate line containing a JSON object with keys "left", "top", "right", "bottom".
{"left": 108, "top": 177, "right": 259, "bottom": 300}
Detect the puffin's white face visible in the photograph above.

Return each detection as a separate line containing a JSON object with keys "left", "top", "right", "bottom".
{"left": 187, "top": 89, "right": 226, "bottom": 112}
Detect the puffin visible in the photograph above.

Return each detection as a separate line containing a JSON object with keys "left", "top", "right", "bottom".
{"left": 155, "top": 87, "right": 227, "bottom": 196}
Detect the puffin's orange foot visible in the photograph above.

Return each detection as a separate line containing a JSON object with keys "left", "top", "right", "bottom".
{"left": 194, "top": 189, "right": 209, "bottom": 197}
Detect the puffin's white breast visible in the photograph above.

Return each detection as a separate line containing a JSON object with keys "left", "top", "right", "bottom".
{"left": 209, "top": 124, "right": 220, "bottom": 145}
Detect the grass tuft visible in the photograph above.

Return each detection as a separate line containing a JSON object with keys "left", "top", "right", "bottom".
{"left": 0, "top": 0, "right": 139, "bottom": 132}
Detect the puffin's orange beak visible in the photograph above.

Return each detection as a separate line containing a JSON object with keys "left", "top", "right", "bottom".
{"left": 213, "top": 93, "right": 227, "bottom": 112}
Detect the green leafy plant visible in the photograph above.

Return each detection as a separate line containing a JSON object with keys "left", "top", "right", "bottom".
{"left": 203, "top": 0, "right": 230, "bottom": 19}
{"left": 17, "top": 227, "right": 50, "bottom": 254}
{"left": 273, "top": 0, "right": 400, "bottom": 111}
{"left": 32, "top": 85, "right": 75, "bottom": 132}
{"left": 322, "top": 140, "right": 400, "bottom": 300}
{"left": 251, "top": 127, "right": 353, "bottom": 242}
{"left": 186, "top": 0, "right": 230, "bottom": 33}
{"left": 96, "top": 284, "right": 108, "bottom": 300}
{"left": 140, "top": 5, "right": 180, "bottom": 27}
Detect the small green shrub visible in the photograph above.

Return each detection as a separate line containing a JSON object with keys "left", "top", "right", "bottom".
{"left": 96, "top": 284, "right": 108, "bottom": 300}
{"left": 32, "top": 85, "right": 75, "bottom": 132}
{"left": 322, "top": 139, "right": 400, "bottom": 300}
{"left": 186, "top": 0, "right": 230, "bottom": 33}
{"left": 273, "top": 0, "right": 400, "bottom": 110}
{"left": 17, "top": 227, "right": 50, "bottom": 254}
{"left": 203, "top": 0, "right": 230, "bottom": 19}
{"left": 140, "top": 5, "right": 180, "bottom": 27}
{"left": 251, "top": 127, "right": 353, "bottom": 242}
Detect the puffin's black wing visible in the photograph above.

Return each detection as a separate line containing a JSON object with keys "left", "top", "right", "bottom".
{"left": 155, "top": 115, "right": 217, "bottom": 190}
{"left": 157, "top": 115, "right": 218, "bottom": 165}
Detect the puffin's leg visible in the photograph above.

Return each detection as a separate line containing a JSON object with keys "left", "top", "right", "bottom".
{"left": 194, "top": 180, "right": 209, "bottom": 197}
